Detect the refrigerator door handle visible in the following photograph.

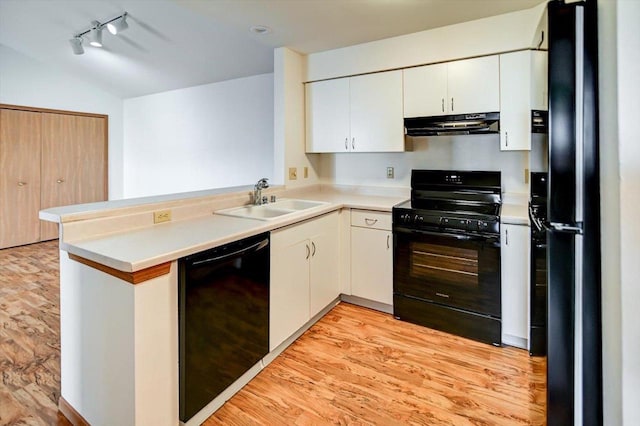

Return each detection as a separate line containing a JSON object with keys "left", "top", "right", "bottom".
{"left": 549, "top": 222, "right": 583, "bottom": 234}
{"left": 575, "top": 5, "right": 585, "bottom": 224}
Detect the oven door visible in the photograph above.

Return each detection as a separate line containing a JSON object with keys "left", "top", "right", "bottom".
{"left": 394, "top": 227, "right": 501, "bottom": 318}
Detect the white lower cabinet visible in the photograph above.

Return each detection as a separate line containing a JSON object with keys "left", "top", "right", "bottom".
{"left": 501, "top": 223, "right": 531, "bottom": 348}
{"left": 350, "top": 210, "right": 393, "bottom": 305}
{"left": 270, "top": 212, "right": 340, "bottom": 351}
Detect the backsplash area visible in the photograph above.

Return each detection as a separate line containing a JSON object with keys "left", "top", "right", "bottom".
{"left": 318, "top": 134, "right": 548, "bottom": 195}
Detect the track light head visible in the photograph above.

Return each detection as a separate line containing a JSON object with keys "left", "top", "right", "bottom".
{"left": 107, "top": 12, "right": 128, "bottom": 35}
{"left": 69, "top": 37, "right": 84, "bottom": 55}
{"left": 89, "top": 21, "right": 103, "bottom": 47}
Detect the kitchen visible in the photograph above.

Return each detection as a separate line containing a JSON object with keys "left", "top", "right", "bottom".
{"left": 0, "top": 0, "right": 638, "bottom": 425}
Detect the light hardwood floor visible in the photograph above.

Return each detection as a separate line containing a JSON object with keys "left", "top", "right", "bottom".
{"left": 0, "top": 241, "right": 546, "bottom": 425}
{"left": 205, "top": 303, "right": 546, "bottom": 425}
{"left": 0, "top": 240, "right": 70, "bottom": 425}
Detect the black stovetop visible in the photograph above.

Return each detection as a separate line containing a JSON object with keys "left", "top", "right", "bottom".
{"left": 393, "top": 170, "right": 502, "bottom": 235}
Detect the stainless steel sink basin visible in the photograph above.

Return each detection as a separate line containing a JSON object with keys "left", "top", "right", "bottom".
{"left": 216, "top": 199, "right": 329, "bottom": 221}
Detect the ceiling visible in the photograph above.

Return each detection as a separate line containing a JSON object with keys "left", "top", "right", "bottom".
{"left": 0, "top": 0, "right": 543, "bottom": 99}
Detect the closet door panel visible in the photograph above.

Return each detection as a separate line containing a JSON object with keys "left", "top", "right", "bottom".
{"left": 0, "top": 109, "right": 42, "bottom": 248}
{"left": 41, "top": 113, "right": 107, "bottom": 240}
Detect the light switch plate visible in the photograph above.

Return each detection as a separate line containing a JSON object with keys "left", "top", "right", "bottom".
{"left": 153, "top": 210, "right": 171, "bottom": 223}
{"left": 386, "top": 167, "right": 394, "bottom": 179}
{"left": 289, "top": 167, "right": 297, "bottom": 180}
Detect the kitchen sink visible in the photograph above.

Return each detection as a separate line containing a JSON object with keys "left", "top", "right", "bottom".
{"left": 267, "top": 199, "right": 326, "bottom": 211}
{"left": 216, "top": 199, "right": 329, "bottom": 221}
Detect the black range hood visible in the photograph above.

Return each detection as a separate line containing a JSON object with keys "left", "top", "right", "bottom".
{"left": 404, "top": 112, "right": 500, "bottom": 136}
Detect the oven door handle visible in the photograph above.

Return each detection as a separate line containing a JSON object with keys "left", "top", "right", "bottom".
{"left": 394, "top": 227, "right": 500, "bottom": 245}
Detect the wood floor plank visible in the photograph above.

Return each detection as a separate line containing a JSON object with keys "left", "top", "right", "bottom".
{"left": 204, "top": 303, "right": 546, "bottom": 425}
{"left": 1, "top": 240, "right": 546, "bottom": 425}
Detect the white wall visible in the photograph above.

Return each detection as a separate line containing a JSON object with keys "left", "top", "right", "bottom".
{"left": 123, "top": 73, "right": 274, "bottom": 198}
{"left": 306, "top": 2, "right": 547, "bottom": 82}
{"left": 616, "top": 1, "right": 640, "bottom": 424}
{"left": 319, "top": 135, "right": 541, "bottom": 194}
{"left": 273, "top": 48, "right": 321, "bottom": 188}
{"left": 597, "top": 0, "right": 622, "bottom": 423}
{"left": 0, "top": 44, "right": 124, "bottom": 199}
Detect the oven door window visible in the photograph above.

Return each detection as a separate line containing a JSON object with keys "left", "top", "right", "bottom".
{"left": 394, "top": 229, "right": 500, "bottom": 317}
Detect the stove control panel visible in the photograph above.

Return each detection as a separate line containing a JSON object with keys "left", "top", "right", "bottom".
{"left": 394, "top": 210, "right": 499, "bottom": 234}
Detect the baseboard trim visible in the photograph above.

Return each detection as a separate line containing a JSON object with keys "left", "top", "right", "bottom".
{"left": 59, "top": 396, "right": 90, "bottom": 426}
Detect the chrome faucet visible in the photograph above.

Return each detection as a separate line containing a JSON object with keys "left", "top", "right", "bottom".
{"left": 253, "top": 178, "right": 269, "bottom": 205}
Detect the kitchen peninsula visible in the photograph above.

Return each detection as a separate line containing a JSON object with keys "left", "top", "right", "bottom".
{"left": 41, "top": 183, "right": 412, "bottom": 425}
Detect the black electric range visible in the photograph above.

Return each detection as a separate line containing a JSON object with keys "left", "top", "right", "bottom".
{"left": 393, "top": 170, "right": 503, "bottom": 346}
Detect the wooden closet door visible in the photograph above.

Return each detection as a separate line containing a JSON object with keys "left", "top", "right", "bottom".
{"left": 40, "top": 113, "right": 107, "bottom": 240}
{"left": 0, "top": 109, "right": 42, "bottom": 248}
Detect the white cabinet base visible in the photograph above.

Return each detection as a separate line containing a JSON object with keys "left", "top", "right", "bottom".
{"left": 501, "top": 223, "right": 531, "bottom": 350}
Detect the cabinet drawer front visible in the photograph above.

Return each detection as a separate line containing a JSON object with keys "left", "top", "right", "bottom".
{"left": 351, "top": 210, "right": 391, "bottom": 230}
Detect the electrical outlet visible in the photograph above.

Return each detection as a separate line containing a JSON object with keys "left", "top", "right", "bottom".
{"left": 386, "top": 167, "right": 394, "bottom": 179}
{"left": 304, "top": 167, "right": 308, "bottom": 178}
{"left": 525, "top": 168, "right": 530, "bottom": 184}
{"left": 289, "top": 167, "right": 297, "bottom": 180}
{"left": 153, "top": 210, "right": 171, "bottom": 224}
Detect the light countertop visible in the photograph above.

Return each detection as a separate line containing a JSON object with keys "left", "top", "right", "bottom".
{"left": 60, "top": 190, "right": 408, "bottom": 273}
{"left": 501, "top": 192, "right": 530, "bottom": 226}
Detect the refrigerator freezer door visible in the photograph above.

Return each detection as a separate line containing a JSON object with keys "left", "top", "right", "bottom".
{"left": 548, "top": 3, "right": 578, "bottom": 226}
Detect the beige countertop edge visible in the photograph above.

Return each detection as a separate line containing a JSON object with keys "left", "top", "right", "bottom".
{"left": 501, "top": 202, "right": 530, "bottom": 226}
{"left": 62, "top": 195, "right": 408, "bottom": 273}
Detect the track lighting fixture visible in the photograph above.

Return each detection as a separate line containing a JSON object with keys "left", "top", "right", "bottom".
{"left": 107, "top": 12, "right": 128, "bottom": 35}
{"left": 69, "top": 12, "right": 129, "bottom": 55}
{"left": 69, "top": 36, "right": 84, "bottom": 55}
{"left": 89, "top": 21, "right": 103, "bottom": 47}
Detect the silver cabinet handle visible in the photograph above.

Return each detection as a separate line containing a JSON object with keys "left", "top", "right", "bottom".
{"left": 441, "top": 98, "right": 444, "bottom": 112}
{"left": 17, "top": 181, "right": 26, "bottom": 186}
{"left": 386, "top": 234, "right": 390, "bottom": 249}
{"left": 344, "top": 138, "right": 348, "bottom": 150}
{"left": 364, "top": 218, "right": 378, "bottom": 226}
{"left": 352, "top": 137, "right": 355, "bottom": 150}
{"left": 306, "top": 244, "right": 310, "bottom": 260}
{"left": 311, "top": 241, "right": 316, "bottom": 257}
{"left": 451, "top": 97, "right": 454, "bottom": 111}
{"left": 57, "top": 178, "right": 65, "bottom": 183}
{"left": 436, "top": 292, "right": 450, "bottom": 298}
{"left": 505, "top": 131, "right": 509, "bottom": 147}
{"left": 505, "top": 228, "right": 509, "bottom": 245}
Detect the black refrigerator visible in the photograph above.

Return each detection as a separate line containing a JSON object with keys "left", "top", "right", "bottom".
{"left": 547, "top": 1, "right": 602, "bottom": 425}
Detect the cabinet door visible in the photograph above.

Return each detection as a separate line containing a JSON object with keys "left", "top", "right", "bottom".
{"left": 531, "top": 51, "right": 548, "bottom": 111}
{"left": 351, "top": 227, "right": 393, "bottom": 305}
{"left": 270, "top": 232, "right": 310, "bottom": 351}
{"left": 305, "top": 78, "right": 350, "bottom": 153}
{"left": 403, "top": 63, "right": 448, "bottom": 117}
{"left": 41, "top": 113, "right": 107, "bottom": 240}
{"left": 350, "top": 70, "right": 404, "bottom": 152}
{"left": 309, "top": 213, "right": 340, "bottom": 317}
{"left": 499, "top": 51, "right": 532, "bottom": 151}
{"left": 447, "top": 56, "right": 500, "bottom": 115}
{"left": 501, "top": 224, "right": 530, "bottom": 347}
{"left": 0, "top": 109, "right": 42, "bottom": 248}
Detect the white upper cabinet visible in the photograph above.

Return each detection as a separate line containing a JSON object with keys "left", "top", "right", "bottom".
{"left": 447, "top": 56, "right": 500, "bottom": 115}
{"left": 499, "top": 50, "right": 548, "bottom": 151}
{"left": 403, "top": 56, "right": 500, "bottom": 118}
{"left": 305, "top": 70, "right": 404, "bottom": 153}
{"left": 305, "top": 78, "right": 350, "bottom": 153}
{"left": 403, "top": 63, "right": 448, "bottom": 117}
{"left": 350, "top": 71, "right": 404, "bottom": 152}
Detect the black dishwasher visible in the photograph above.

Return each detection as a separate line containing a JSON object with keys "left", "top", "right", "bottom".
{"left": 178, "top": 232, "right": 270, "bottom": 422}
